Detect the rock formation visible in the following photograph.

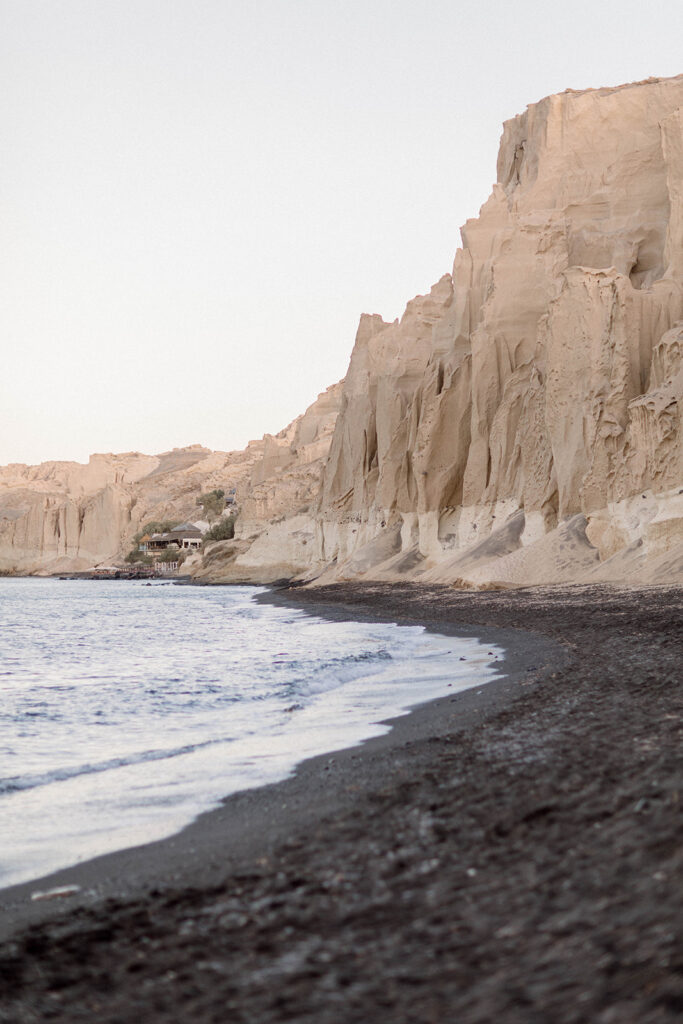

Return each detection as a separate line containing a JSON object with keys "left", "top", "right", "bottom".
{"left": 3, "top": 75, "right": 682, "bottom": 587}
{"left": 0, "top": 447, "right": 231, "bottom": 574}
{"left": 0, "top": 385, "right": 343, "bottom": 576}
{"left": 192, "top": 382, "right": 343, "bottom": 582}
{"left": 302, "top": 74, "right": 683, "bottom": 588}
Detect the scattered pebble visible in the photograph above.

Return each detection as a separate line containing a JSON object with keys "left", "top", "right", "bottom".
{"left": 31, "top": 885, "right": 81, "bottom": 902}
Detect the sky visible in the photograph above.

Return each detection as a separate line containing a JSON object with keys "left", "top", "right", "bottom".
{"left": 1, "top": 0, "right": 681, "bottom": 466}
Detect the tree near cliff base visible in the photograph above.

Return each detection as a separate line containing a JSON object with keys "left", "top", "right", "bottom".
{"left": 196, "top": 490, "right": 225, "bottom": 521}
{"left": 203, "top": 515, "right": 235, "bottom": 544}
{"left": 137, "top": 520, "right": 179, "bottom": 538}
{"left": 124, "top": 550, "right": 153, "bottom": 565}
{"left": 158, "top": 546, "right": 181, "bottom": 563}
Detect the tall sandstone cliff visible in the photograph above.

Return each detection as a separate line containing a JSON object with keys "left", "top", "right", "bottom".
{"left": 306, "top": 75, "right": 683, "bottom": 587}
{"left": 3, "top": 76, "right": 682, "bottom": 586}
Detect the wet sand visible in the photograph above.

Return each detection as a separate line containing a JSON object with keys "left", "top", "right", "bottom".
{"left": 0, "top": 582, "right": 681, "bottom": 1023}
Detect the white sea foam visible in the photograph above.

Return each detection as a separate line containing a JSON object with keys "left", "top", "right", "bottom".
{"left": 0, "top": 579, "right": 503, "bottom": 887}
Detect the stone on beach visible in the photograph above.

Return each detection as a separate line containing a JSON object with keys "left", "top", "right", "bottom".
{"left": 30, "top": 885, "right": 81, "bottom": 902}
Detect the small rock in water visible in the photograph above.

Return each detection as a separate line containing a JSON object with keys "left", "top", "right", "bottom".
{"left": 31, "top": 884, "right": 81, "bottom": 902}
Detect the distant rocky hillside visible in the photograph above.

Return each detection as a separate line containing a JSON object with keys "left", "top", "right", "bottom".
{"left": 0, "top": 384, "right": 342, "bottom": 575}
{"left": 4, "top": 75, "right": 682, "bottom": 587}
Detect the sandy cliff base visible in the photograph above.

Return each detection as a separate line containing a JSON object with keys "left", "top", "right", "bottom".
{"left": 0, "top": 583, "right": 681, "bottom": 1023}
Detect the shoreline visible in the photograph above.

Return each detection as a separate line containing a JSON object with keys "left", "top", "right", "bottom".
{"left": 1, "top": 581, "right": 681, "bottom": 1022}
{"left": 0, "top": 589, "right": 556, "bottom": 935}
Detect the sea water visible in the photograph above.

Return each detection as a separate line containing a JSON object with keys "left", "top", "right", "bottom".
{"left": 0, "top": 578, "right": 502, "bottom": 888}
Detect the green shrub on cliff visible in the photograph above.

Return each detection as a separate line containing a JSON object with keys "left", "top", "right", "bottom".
{"left": 157, "top": 547, "right": 181, "bottom": 563}
{"left": 196, "top": 490, "right": 226, "bottom": 520}
{"left": 124, "top": 550, "right": 153, "bottom": 565}
{"left": 203, "top": 515, "right": 235, "bottom": 543}
{"left": 137, "top": 520, "right": 178, "bottom": 540}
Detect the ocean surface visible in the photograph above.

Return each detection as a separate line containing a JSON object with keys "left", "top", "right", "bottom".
{"left": 0, "top": 578, "right": 502, "bottom": 889}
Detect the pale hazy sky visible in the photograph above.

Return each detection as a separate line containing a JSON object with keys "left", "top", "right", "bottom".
{"left": 1, "top": 1, "right": 681, "bottom": 465}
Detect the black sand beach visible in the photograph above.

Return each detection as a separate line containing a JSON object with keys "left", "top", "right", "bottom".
{"left": 0, "top": 582, "right": 681, "bottom": 1023}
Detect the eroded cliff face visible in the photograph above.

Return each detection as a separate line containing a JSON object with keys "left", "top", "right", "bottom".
{"left": 0, "top": 384, "right": 343, "bottom": 576}
{"left": 0, "top": 447, "right": 240, "bottom": 573}
{"left": 5, "top": 75, "right": 682, "bottom": 587}
{"left": 192, "top": 382, "right": 343, "bottom": 582}
{"left": 309, "top": 75, "right": 683, "bottom": 587}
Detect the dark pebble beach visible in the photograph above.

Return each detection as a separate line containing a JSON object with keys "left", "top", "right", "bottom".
{"left": 0, "top": 582, "right": 681, "bottom": 1023}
